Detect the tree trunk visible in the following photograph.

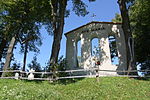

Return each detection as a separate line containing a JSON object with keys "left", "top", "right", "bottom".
{"left": 0, "top": 38, "right": 7, "bottom": 61}
{"left": 22, "top": 42, "right": 28, "bottom": 71}
{"left": 50, "top": 0, "right": 67, "bottom": 65}
{"left": 2, "top": 35, "right": 16, "bottom": 76}
{"left": 118, "top": 0, "right": 135, "bottom": 73}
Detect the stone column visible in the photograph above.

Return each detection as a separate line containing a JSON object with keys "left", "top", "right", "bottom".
{"left": 81, "top": 34, "right": 92, "bottom": 69}
{"left": 113, "top": 25, "right": 127, "bottom": 70}
{"left": 66, "top": 37, "right": 77, "bottom": 69}
{"left": 100, "top": 34, "right": 112, "bottom": 67}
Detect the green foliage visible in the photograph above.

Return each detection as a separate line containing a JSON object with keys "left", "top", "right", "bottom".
{"left": 57, "top": 57, "right": 69, "bottom": 77}
{"left": 28, "top": 56, "right": 42, "bottom": 72}
{"left": 130, "top": 0, "right": 150, "bottom": 64}
{"left": 0, "top": 0, "right": 43, "bottom": 50}
{"left": 0, "top": 62, "right": 20, "bottom": 77}
{"left": 140, "top": 60, "right": 150, "bottom": 75}
{"left": 113, "top": 0, "right": 150, "bottom": 70}
{"left": 27, "top": 55, "right": 42, "bottom": 78}
{"left": 1, "top": 69, "right": 13, "bottom": 77}
{"left": 1, "top": 72, "right": 14, "bottom": 77}
{"left": 48, "top": 56, "right": 69, "bottom": 80}
{"left": 72, "top": 0, "right": 89, "bottom": 17}
{"left": 11, "top": 62, "right": 21, "bottom": 70}
{"left": 0, "top": 62, "right": 4, "bottom": 70}
{"left": 0, "top": 77, "right": 150, "bottom": 100}
{"left": 0, "top": 0, "right": 96, "bottom": 68}
{"left": 112, "top": 13, "right": 122, "bottom": 23}
{"left": 43, "top": 0, "right": 96, "bottom": 35}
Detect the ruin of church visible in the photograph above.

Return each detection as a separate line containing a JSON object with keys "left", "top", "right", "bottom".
{"left": 65, "top": 21, "right": 127, "bottom": 75}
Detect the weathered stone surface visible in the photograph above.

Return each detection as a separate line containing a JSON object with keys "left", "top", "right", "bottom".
{"left": 65, "top": 21, "right": 127, "bottom": 75}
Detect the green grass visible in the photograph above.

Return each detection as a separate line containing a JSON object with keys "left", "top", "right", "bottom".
{"left": 0, "top": 77, "right": 150, "bottom": 100}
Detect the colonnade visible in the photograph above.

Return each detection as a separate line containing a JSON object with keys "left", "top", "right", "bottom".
{"left": 65, "top": 22, "right": 127, "bottom": 72}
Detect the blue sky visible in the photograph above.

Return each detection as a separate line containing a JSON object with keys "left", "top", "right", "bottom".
{"left": 13, "top": 0, "right": 120, "bottom": 67}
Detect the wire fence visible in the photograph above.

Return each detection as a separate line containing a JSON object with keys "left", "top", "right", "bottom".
{"left": 0, "top": 69, "right": 150, "bottom": 81}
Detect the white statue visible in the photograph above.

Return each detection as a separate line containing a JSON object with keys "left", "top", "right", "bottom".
{"left": 15, "top": 73, "right": 19, "bottom": 80}
{"left": 28, "top": 69, "right": 35, "bottom": 80}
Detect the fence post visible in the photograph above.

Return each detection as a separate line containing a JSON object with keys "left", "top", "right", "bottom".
{"left": 96, "top": 68, "right": 99, "bottom": 82}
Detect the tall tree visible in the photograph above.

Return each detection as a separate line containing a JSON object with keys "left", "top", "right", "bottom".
{"left": 48, "top": 0, "right": 96, "bottom": 66}
{"left": 3, "top": 36, "right": 16, "bottom": 72}
{"left": 118, "top": 0, "right": 135, "bottom": 72}
{"left": 20, "top": 33, "right": 42, "bottom": 71}
{"left": 49, "top": 0, "right": 68, "bottom": 65}
{"left": 113, "top": 0, "right": 150, "bottom": 73}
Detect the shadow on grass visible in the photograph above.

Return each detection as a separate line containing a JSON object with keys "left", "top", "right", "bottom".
{"left": 51, "top": 78, "right": 85, "bottom": 85}
{"left": 19, "top": 77, "right": 85, "bottom": 85}
{"left": 134, "top": 77, "right": 150, "bottom": 81}
{"left": 21, "top": 79, "right": 43, "bottom": 84}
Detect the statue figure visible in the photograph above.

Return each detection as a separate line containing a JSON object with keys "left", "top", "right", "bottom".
{"left": 28, "top": 68, "right": 35, "bottom": 80}
{"left": 15, "top": 73, "right": 19, "bottom": 80}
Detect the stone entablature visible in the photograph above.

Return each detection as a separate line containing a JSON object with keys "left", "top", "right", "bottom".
{"left": 65, "top": 21, "right": 127, "bottom": 74}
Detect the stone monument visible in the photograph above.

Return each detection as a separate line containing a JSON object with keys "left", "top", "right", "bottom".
{"left": 65, "top": 21, "right": 127, "bottom": 75}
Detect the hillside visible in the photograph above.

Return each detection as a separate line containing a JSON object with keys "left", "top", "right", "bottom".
{"left": 0, "top": 77, "right": 150, "bottom": 100}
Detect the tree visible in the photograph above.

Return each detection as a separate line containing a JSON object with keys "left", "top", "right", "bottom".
{"left": 0, "top": 8, "right": 8, "bottom": 62}
{"left": 0, "top": 0, "right": 96, "bottom": 73}
{"left": 117, "top": 0, "right": 135, "bottom": 73}
{"left": 0, "top": 0, "right": 20, "bottom": 70}
{"left": 48, "top": 0, "right": 96, "bottom": 66}
{"left": 130, "top": 0, "right": 150, "bottom": 63}
{"left": 0, "top": 0, "right": 43, "bottom": 74}
{"left": 130, "top": 0, "right": 150, "bottom": 74}
{"left": 113, "top": 0, "right": 150, "bottom": 74}
{"left": 20, "top": 31, "right": 42, "bottom": 71}
{"left": 48, "top": 0, "right": 68, "bottom": 66}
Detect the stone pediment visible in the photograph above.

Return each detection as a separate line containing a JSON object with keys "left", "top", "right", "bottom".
{"left": 65, "top": 21, "right": 122, "bottom": 36}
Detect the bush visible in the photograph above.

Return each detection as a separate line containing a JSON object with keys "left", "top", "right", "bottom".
{"left": 47, "top": 56, "right": 69, "bottom": 81}
{"left": 1, "top": 62, "right": 21, "bottom": 77}
{"left": 28, "top": 56, "right": 42, "bottom": 78}
{"left": 140, "top": 59, "right": 150, "bottom": 76}
{"left": 1, "top": 68, "right": 15, "bottom": 77}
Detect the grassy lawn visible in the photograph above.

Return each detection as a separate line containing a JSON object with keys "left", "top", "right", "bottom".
{"left": 0, "top": 77, "right": 150, "bottom": 100}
